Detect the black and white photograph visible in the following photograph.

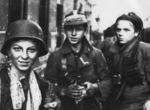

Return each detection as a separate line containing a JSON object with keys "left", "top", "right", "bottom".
{"left": 0, "top": 0, "right": 150, "bottom": 110}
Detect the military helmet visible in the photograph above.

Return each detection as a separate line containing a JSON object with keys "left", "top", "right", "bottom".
{"left": 64, "top": 10, "right": 88, "bottom": 26}
{"left": 1, "top": 20, "right": 48, "bottom": 57}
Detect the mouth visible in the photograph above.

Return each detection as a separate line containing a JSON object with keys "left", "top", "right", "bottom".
{"left": 70, "top": 38, "right": 78, "bottom": 41}
{"left": 118, "top": 38, "right": 124, "bottom": 41}
{"left": 19, "top": 61, "right": 30, "bottom": 66}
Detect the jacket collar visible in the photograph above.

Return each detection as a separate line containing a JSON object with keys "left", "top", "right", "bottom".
{"left": 60, "top": 36, "right": 93, "bottom": 54}
{"left": 110, "top": 37, "right": 139, "bottom": 55}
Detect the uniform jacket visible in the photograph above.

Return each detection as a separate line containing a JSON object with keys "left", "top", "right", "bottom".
{"left": 0, "top": 65, "right": 60, "bottom": 110}
{"left": 44, "top": 37, "right": 112, "bottom": 110}
{"left": 107, "top": 37, "right": 150, "bottom": 110}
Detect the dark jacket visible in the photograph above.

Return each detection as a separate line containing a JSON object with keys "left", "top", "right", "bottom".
{"left": 44, "top": 37, "right": 112, "bottom": 110}
{"left": 140, "top": 27, "right": 150, "bottom": 43}
{"left": 106, "top": 37, "right": 150, "bottom": 110}
{"left": 0, "top": 65, "right": 60, "bottom": 110}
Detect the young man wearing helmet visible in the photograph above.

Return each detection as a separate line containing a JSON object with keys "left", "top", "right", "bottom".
{"left": 104, "top": 12, "right": 150, "bottom": 110}
{"left": 44, "top": 10, "right": 112, "bottom": 110}
{"left": 0, "top": 20, "right": 60, "bottom": 110}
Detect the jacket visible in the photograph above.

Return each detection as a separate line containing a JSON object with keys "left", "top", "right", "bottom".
{"left": 140, "top": 27, "right": 150, "bottom": 43}
{"left": 44, "top": 37, "right": 112, "bottom": 110}
{"left": 0, "top": 65, "right": 60, "bottom": 110}
{"left": 106, "top": 37, "right": 150, "bottom": 110}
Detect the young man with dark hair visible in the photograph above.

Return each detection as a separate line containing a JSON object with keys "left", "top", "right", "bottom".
{"left": 105, "top": 12, "right": 150, "bottom": 110}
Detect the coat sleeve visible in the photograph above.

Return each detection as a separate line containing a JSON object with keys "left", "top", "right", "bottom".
{"left": 93, "top": 49, "right": 112, "bottom": 101}
{"left": 142, "top": 42, "right": 150, "bottom": 82}
{"left": 44, "top": 52, "right": 66, "bottom": 97}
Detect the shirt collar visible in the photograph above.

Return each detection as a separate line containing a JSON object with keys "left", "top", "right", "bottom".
{"left": 60, "top": 36, "right": 93, "bottom": 54}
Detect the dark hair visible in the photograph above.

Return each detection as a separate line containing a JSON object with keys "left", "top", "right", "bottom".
{"left": 113, "top": 12, "right": 143, "bottom": 32}
{"left": 104, "top": 25, "right": 114, "bottom": 38}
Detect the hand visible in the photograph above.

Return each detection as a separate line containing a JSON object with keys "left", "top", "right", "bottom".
{"left": 71, "top": 85, "right": 87, "bottom": 100}
{"left": 44, "top": 101, "right": 57, "bottom": 110}
{"left": 62, "top": 85, "right": 86, "bottom": 100}
{"left": 82, "top": 82, "right": 98, "bottom": 96}
{"left": 144, "top": 100, "right": 150, "bottom": 110}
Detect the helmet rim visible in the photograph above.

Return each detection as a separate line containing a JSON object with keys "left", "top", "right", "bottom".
{"left": 1, "top": 20, "right": 48, "bottom": 57}
{"left": 1, "top": 37, "right": 48, "bottom": 57}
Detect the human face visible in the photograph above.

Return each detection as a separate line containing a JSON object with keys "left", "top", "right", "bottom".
{"left": 8, "top": 39, "right": 38, "bottom": 72}
{"left": 115, "top": 20, "right": 138, "bottom": 44}
{"left": 65, "top": 25, "right": 86, "bottom": 45}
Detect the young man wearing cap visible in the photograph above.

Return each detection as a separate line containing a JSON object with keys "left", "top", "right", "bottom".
{"left": 44, "top": 10, "right": 112, "bottom": 110}
{"left": 103, "top": 12, "right": 150, "bottom": 110}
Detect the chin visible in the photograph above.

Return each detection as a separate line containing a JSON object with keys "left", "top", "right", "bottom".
{"left": 118, "top": 41, "right": 126, "bottom": 44}
{"left": 70, "top": 42, "right": 78, "bottom": 45}
{"left": 18, "top": 66, "right": 30, "bottom": 72}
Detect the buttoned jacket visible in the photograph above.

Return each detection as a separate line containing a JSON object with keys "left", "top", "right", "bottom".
{"left": 44, "top": 37, "right": 112, "bottom": 110}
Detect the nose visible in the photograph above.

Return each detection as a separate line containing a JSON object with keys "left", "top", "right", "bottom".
{"left": 71, "top": 28, "right": 77, "bottom": 36}
{"left": 118, "top": 30, "right": 123, "bottom": 37}
{"left": 21, "top": 51, "right": 28, "bottom": 59}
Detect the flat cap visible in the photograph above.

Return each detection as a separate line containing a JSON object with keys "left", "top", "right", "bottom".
{"left": 64, "top": 10, "right": 88, "bottom": 26}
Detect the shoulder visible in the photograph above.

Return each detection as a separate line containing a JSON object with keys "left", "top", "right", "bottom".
{"left": 89, "top": 46, "right": 105, "bottom": 60}
{"left": 51, "top": 48, "right": 61, "bottom": 55}
{"left": 90, "top": 46, "right": 107, "bottom": 66}
{"left": 92, "top": 46, "right": 103, "bottom": 53}
{"left": 0, "top": 65, "right": 8, "bottom": 77}
{"left": 47, "top": 48, "right": 62, "bottom": 61}
{"left": 91, "top": 46, "right": 103, "bottom": 56}
{"left": 140, "top": 41, "right": 150, "bottom": 49}
{"left": 34, "top": 71, "right": 49, "bottom": 88}
{"left": 139, "top": 41, "right": 150, "bottom": 56}
{"left": 141, "top": 27, "right": 150, "bottom": 33}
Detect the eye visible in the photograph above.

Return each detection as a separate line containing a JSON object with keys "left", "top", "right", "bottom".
{"left": 13, "top": 47, "right": 22, "bottom": 52}
{"left": 76, "top": 27, "right": 83, "bottom": 31}
{"left": 28, "top": 48, "right": 37, "bottom": 53}
{"left": 116, "top": 28, "right": 121, "bottom": 32}
{"left": 124, "top": 29, "right": 129, "bottom": 32}
{"left": 66, "top": 27, "right": 73, "bottom": 31}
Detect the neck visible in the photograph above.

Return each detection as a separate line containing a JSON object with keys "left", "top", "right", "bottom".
{"left": 70, "top": 42, "right": 82, "bottom": 53}
{"left": 10, "top": 65, "right": 29, "bottom": 79}
{"left": 118, "top": 37, "right": 137, "bottom": 48}
{"left": 117, "top": 42, "right": 124, "bottom": 48}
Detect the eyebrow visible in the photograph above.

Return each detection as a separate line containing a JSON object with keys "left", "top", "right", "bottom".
{"left": 12, "top": 44, "right": 37, "bottom": 48}
{"left": 116, "top": 27, "right": 130, "bottom": 29}
{"left": 12, "top": 44, "right": 21, "bottom": 47}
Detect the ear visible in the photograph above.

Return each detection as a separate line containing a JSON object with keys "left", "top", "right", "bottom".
{"left": 84, "top": 28, "right": 88, "bottom": 36}
{"left": 134, "top": 31, "right": 139, "bottom": 37}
